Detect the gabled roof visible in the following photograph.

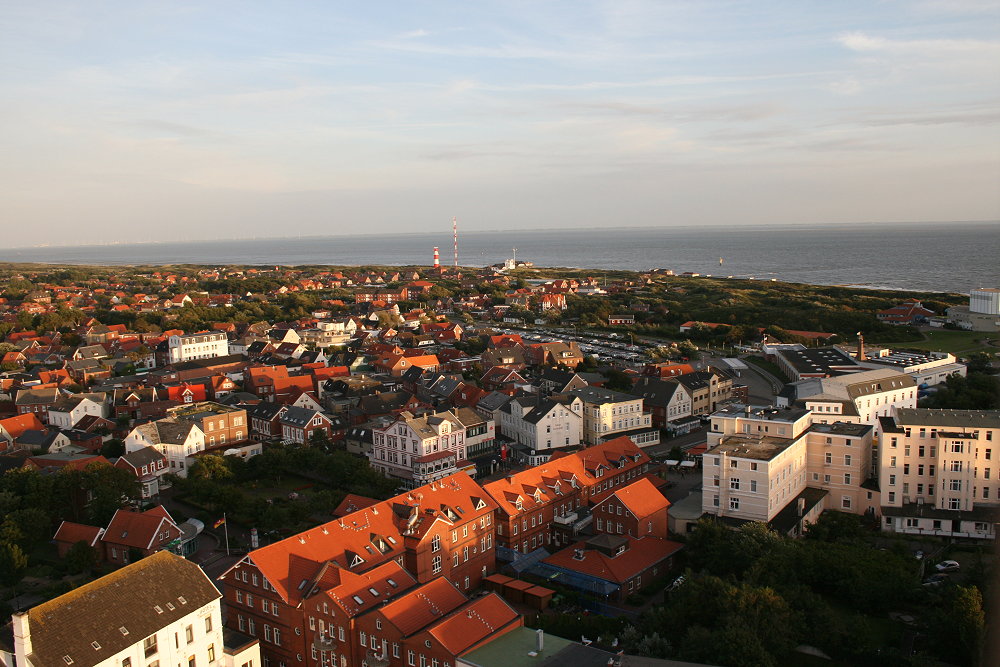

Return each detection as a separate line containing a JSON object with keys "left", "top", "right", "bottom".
{"left": 239, "top": 472, "right": 497, "bottom": 607}
{"left": 542, "top": 536, "right": 682, "bottom": 584}
{"left": 597, "top": 477, "right": 670, "bottom": 517}
{"left": 103, "top": 507, "right": 180, "bottom": 549}
{"left": 425, "top": 593, "right": 520, "bottom": 656}
{"left": 0, "top": 413, "right": 45, "bottom": 439}
{"left": 53, "top": 521, "right": 104, "bottom": 547}
{"left": 380, "top": 577, "right": 467, "bottom": 637}
{"left": 484, "top": 437, "right": 649, "bottom": 516}
{"left": 23, "top": 551, "right": 221, "bottom": 667}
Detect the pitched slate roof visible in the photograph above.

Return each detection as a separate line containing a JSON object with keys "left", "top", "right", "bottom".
{"left": 22, "top": 551, "right": 221, "bottom": 667}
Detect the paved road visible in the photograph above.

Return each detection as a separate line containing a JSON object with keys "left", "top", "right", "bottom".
{"left": 644, "top": 429, "right": 708, "bottom": 458}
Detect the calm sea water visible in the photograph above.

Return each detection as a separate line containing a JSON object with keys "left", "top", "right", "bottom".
{"left": 2, "top": 222, "right": 997, "bottom": 294}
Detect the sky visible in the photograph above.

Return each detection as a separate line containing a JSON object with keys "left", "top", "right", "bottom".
{"left": 2, "top": 0, "right": 999, "bottom": 247}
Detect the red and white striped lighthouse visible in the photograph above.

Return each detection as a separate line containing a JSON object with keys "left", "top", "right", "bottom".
{"left": 433, "top": 246, "right": 440, "bottom": 268}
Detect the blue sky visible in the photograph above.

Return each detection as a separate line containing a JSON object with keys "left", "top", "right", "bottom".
{"left": 2, "top": 0, "right": 999, "bottom": 246}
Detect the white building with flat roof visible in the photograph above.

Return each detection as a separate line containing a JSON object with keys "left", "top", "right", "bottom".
{"left": 167, "top": 331, "right": 230, "bottom": 364}
{"left": 947, "top": 288, "right": 1000, "bottom": 332}
{"left": 877, "top": 408, "right": 1000, "bottom": 540}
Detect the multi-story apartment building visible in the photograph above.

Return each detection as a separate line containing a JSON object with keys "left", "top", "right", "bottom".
{"left": 878, "top": 408, "right": 1000, "bottom": 539}
{"left": 167, "top": 331, "right": 230, "bottom": 364}
{"left": 369, "top": 409, "right": 479, "bottom": 487}
{"left": 220, "top": 472, "right": 499, "bottom": 667}
{"left": 568, "top": 387, "right": 654, "bottom": 446}
{"left": 703, "top": 432, "right": 810, "bottom": 523}
{"left": 9, "top": 551, "right": 259, "bottom": 667}
{"left": 702, "top": 405, "right": 876, "bottom": 530}
{"left": 778, "top": 367, "right": 917, "bottom": 426}
{"left": 166, "top": 400, "right": 249, "bottom": 448}
{"left": 630, "top": 377, "right": 693, "bottom": 428}
{"left": 676, "top": 370, "right": 733, "bottom": 415}
{"left": 803, "top": 421, "right": 876, "bottom": 514}
{"left": 483, "top": 436, "right": 651, "bottom": 553}
{"left": 497, "top": 394, "right": 583, "bottom": 461}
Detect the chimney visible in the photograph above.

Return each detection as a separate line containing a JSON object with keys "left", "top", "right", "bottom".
{"left": 856, "top": 332, "right": 866, "bottom": 361}
{"left": 536, "top": 628, "right": 544, "bottom": 652}
{"left": 13, "top": 612, "right": 32, "bottom": 660}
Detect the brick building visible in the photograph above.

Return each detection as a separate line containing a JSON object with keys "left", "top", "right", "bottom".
{"left": 219, "top": 472, "right": 499, "bottom": 667}
{"left": 483, "top": 436, "right": 651, "bottom": 553}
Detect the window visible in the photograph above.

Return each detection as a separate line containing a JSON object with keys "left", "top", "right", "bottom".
{"left": 950, "top": 480, "right": 962, "bottom": 491}
{"left": 730, "top": 478, "right": 740, "bottom": 490}
{"left": 844, "top": 454, "right": 852, "bottom": 466}
{"left": 750, "top": 480, "right": 757, "bottom": 492}
{"left": 273, "top": 629, "right": 281, "bottom": 646}
{"left": 432, "top": 555, "right": 442, "bottom": 574}
{"left": 841, "top": 495, "right": 852, "bottom": 509}
{"left": 208, "top": 646, "right": 215, "bottom": 663}
{"left": 888, "top": 492, "right": 896, "bottom": 503}
{"left": 185, "top": 625, "right": 194, "bottom": 644}
{"left": 949, "top": 498, "right": 961, "bottom": 510}
{"left": 889, "top": 475, "right": 896, "bottom": 486}
{"left": 729, "top": 497, "right": 740, "bottom": 511}
{"left": 730, "top": 460, "right": 738, "bottom": 468}
{"left": 750, "top": 462, "right": 757, "bottom": 471}
{"left": 825, "top": 452, "right": 832, "bottom": 464}
{"left": 144, "top": 635, "right": 158, "bottom": 658}
{"left": 431, "top": 535, "right": 440, "bottom": 552}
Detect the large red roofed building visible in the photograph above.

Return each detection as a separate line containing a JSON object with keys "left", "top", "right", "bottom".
{"left": 219, "top": 472, "right": 499, "bottom": 667}
{"left": 483, "top": 436, "right": 651, "bottom": 554}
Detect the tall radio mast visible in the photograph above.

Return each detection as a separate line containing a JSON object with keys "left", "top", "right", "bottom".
{"left": 452, "top": 216, "right": 459, "bottom": 267}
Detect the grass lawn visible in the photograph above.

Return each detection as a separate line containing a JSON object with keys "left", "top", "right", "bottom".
{"left": 744, "top": 355, "right": 785, "bottom": 379}
{"left": 890, "top": 330, "right": 993, "bottom": 355}
{"left": 242, "top": 474, "right": 318, "bottom": 500}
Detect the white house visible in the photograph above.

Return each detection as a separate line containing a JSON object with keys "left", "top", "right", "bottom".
{"left": 498, "top": 395, "right": 583, "bottom": 456}
{"left": 7, "top": 550, "right": 259, "bottom": 667}
{"left": 125, "top": 417, "right": 206, "bottom": 477}
{"left": 47, "top": 392, "right": 108, "bottom": 429}
{"left": 167, "top": 331, "right": 230, "bottom": 364}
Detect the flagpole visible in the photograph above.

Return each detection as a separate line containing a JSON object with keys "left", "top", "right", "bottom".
{"left": 223, "top": 512, "right": 230, "bottom": 556}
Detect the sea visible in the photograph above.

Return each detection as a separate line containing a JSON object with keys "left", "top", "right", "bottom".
{"left": 2, "top": 221, "right": 998, "bottom": 295}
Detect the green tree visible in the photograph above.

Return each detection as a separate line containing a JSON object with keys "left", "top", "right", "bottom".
{"left": 188, "top": 455, "right": 234, "bottom": 482}
{"left": 0, "top": 541, "right": 28, "bottom": 587}
{"left": 65, "top": 540, "right": 98, "bottom": 574}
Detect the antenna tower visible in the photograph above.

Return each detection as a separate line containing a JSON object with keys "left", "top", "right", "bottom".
{"left": 453, "top": 216, "right": 459, "bottom": 267}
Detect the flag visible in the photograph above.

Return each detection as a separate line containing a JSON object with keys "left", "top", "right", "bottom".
{"left": 213, "top": 517, "right": 226, "bottom": 529}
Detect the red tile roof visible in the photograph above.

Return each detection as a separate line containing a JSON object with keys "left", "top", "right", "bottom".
{"left": 543, "top": 536, "right": 683, "bottom": 584}
{"left": 427, "top": 593, "right": 520, "bottom": 655}
{"left": 596, "top": 476, "right": 670, "bottom": 517}
{"left": 53, "top": 521, "right": 103, "bottom": 547}
{"left": 484, "top": 436, "right": 650, "bottom": 516}
{"left": 102, "top": 507, "right": 180, "bottom": 550}
{"left": 241, "top": 472, "right": 497, "bottom": 606}
{"left": 0, "top": 413, "right": 45, "bottom": 439}
{"left": 380, "top": 577, "right": 467, "bottom": 636}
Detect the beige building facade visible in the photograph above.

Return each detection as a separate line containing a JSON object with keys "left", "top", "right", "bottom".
{"left": 878, "top": 408, "right": 1000, "bottom": 539}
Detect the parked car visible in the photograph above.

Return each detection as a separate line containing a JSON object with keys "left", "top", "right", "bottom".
{"left": 935, "top": 560, "right": 960, "bottom": 572}
{"left": 923, "top": 574, "right": 949, "bottom": 587}
{"left": 666, "top": 575, "right": 686, "bottom": 592}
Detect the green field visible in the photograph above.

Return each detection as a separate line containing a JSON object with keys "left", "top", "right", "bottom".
{"left": 888, "top": 329, "right": 994, "bottom": 355}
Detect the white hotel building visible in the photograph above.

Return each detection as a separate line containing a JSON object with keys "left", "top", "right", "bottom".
{"left": 167, "top": 331, "right": 230, "bottom": 364}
